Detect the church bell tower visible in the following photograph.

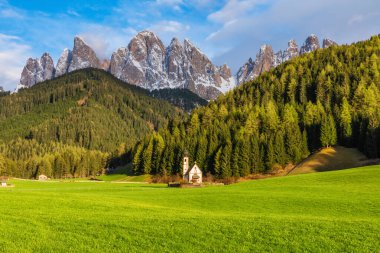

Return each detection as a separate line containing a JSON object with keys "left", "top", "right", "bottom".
{"left": 183, "top": 151, "right": 189, "bottom": 180}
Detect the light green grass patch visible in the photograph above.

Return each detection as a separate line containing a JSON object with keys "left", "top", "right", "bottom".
{"left": 1, "top": 166, "right": 379, "bottom": 252}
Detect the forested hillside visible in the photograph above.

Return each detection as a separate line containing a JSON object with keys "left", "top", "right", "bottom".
{"left": 150, "top": 88, "right": 208, "bottom": 112}
{"left": 0, "top": 69, "right": 186, "bottom": 178}
{"left": 133, "top": 35, "right": 380, "bottom": 178}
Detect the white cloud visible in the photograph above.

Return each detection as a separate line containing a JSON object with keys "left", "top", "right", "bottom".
{"left": 79, "top": 24, "right": 138, "bottom": 59}
{"left": 156, "top": 0, "right": 183, "bottom": 11}
{"left": 0, "top": 34, "right": 31, "bottom": 90}
{"left": 67, "top": 9, "right": 80, "bottom": 17}
{"left": 148, "top": 20, "right": 191, "bottom": 44}
{"left": 0, "top": 8, "right": 23, "bottom": 19}
{"left": 208, "top": 0, "right": 263, "bottom": 24}
{"left": 149, "top": 20, "right": 190, "bottom": 33}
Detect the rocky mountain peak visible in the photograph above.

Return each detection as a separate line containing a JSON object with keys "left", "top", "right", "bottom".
{"left": 108, "top": 31, "right": 235, "bottom": 99}
{"left": 300, "top": 34, "right": 320, "bottom": 54}
{"left": 170, "top": 37, "right": 181, "bottom": 47}
{"left": 100, "top": 59, "right": 110, "bottom": 71}
{"left": 253, "top": 44, "right": 274, "bottom": 77}
{"left": 237, "top": 34, "right": 336, "bottom": 85}
{"left": 17, "top": 31, "right": 235, "bottom": 100}
{"left": 19, "top": 52, "right": 55, "bottom": 88}
{"left": 166, "top": 37, "right": 187, "bottom": 84}
{"left": 68, "top": 36, "right": 100, "bottom": 72}
{"left": 124, "top": 30, "right": 167, "bottom": 89}
{"left": 283, "top": 39, "right": 299, "bottom": 61}
{"left": 237, "top": 57, "right": 255, "bottom": 85}
{"left": 322, "top": 38, "right": 337, "bottom": 48}
{"left": 55, "top": 48, "right": 72, "bottom": 77}
{"left": 109, "top": 47, "right": 129, "bottom": 79}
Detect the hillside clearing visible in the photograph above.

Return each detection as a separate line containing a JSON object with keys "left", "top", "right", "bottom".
{"left": 288, "top": 146, "right": 369, "bottom": 175}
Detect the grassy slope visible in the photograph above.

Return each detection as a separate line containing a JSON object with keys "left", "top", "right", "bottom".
{"left": 1, "top": 166, "right": 379, "bottom": 252}
{"left": 289, "top": 146, "right": 368, "bottom": 175}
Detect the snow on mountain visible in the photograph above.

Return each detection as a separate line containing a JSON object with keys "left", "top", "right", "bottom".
{"left": 55, "top": 48, "right": 72, "bottom": 77}
{"left": 68, "top": 36, "right": 100, "bottom": 72}
{"left": 109, "top": 31, "right": 235, "bottom": 100}
{"left": 17, "top": 31, "right": 336, "bottom": 100}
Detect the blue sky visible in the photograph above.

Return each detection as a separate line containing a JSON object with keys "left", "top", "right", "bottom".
{"left": 0, "top": 0, "right": 379, "bottom": 90}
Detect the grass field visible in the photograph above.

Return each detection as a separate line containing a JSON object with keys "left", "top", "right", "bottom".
{"left": 289, "top": 146, "right": 368, "bottom": 175}
{"left": 1, "top": 166, "right": 379, "bottom": 252}
{"left": 96, "top": 164, "right": 151, "bottom": 182}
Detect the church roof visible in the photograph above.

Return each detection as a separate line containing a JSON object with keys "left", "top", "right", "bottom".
{"left": 185, "top": 163, "right": 202, "bottom": 175}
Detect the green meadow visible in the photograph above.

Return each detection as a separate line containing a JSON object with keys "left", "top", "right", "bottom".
{"left": 1, "top": 166, "right": 380, "bottom": 252}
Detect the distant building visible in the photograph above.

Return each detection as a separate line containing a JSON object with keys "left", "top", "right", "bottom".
{"left": 38, "top": 174, "right": 48, "bottom": 181}
{"left": 183, "top": 153, "right": 202, "bottom": 184}
{"left": 1, "top": 176, "right": 8, "bottom": 187}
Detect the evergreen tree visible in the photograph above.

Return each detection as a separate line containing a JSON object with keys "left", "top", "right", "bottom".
{"left": 320, "top": 115, "right": 337, "bottom": 148}
{"left": 142, "top": 138, "right": 154, "bottom": 174}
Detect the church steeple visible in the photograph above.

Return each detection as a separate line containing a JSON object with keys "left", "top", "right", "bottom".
{"left": 183, "top": 151, "right": 189, "bottom": 180}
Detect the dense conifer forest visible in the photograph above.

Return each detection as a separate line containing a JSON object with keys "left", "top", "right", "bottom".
{"left": 0, "top": 69, "right": 187, "bottom": 178}
{"left": 133, "top": 35, "right": 380, "bottom": 179}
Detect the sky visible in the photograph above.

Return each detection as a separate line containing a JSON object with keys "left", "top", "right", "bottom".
{"left": 0, "top": 0, "right": 379, "bottom": 91}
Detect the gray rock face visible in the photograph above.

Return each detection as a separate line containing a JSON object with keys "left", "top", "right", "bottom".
{"left": 237, "top": 45, "right": 276, "bottom": 85}
{"left": 237, "top": 58, "right": 255, "bottom": 84}
{"left": 100, "top": 59, "right": 110, "bottom": 71}
{"left": 322, "top": 38, "right": 337, "bottom": 48}
{"left": 109, "top": 31, "right": 235, "bottom": 100}
{"left": 19, "top": 53, "right": 55, "bottom": 88}
{"left": 55, "top": 48, "right": 72, "bottom": 77}
{"left": 68, "top": 37, "right": 100, "bottom": 72}
{"left": 300, "top": 34, "right": 320, "bottom": 54}
{"left": 283, "top": 39, "right": 299, "bottom": 61}
{"left": 237, "top": 34, "right": 334, "bottom": 85}
{"left": 109, "top": 47, "right": 129, "bottom": 79}
{"left": 165, "top": 37, "right": 187, "bottom": 86}
{"left": 253, "top": 45, "right": 274, "bottom": 77}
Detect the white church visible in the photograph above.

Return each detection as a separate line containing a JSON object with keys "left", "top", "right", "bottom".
{"left": 183, "top": 153, "right": 202, "bottom": 184}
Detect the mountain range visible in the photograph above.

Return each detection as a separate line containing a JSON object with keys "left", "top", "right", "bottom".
{"left": 17, "top": 31, "right": 336, "bottom": 100}
{"left": 236, "top": 35, "right": 336, "bottom": 84}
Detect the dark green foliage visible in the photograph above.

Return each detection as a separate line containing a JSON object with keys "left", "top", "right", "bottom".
{"left": 134, "top": 35, "right": 380, "bottom": 177}
{"left": 0, "top": 69, "right": 186, "bottom": 178}
{"left": 150, "top": 88, "right": 208, "bottom": 112}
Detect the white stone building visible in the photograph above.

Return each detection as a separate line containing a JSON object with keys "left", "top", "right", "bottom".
{"left": 183, "top": 154, "right": 202, "bottom": 184}
{"left": 38, "top": 174, "right": 48, "bottom": 181}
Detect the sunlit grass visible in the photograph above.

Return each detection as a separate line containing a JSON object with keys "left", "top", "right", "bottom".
{"left": 1, "top": 166, "right": 379, "bottom": 252}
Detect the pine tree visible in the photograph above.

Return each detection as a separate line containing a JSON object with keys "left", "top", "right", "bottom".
{"left": 213, "top": 147, "right": 222, "bottom": 177}
{"left": 132, "top": 143, "right": 143, "bottom": 174}
{"left": 340, "top": 98, "right": 352, "bottom": 144}
{"left": 220, "top": 143, "right": 232, "bottom": 178}
{"left": 320, "top": 114, "right": 337, "bottom": 148}
{"left": 239, "top": 139, "right": 250, "bottom": 176}
{"left": 142, "top": 138, "right": 154, "bottom": 174}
